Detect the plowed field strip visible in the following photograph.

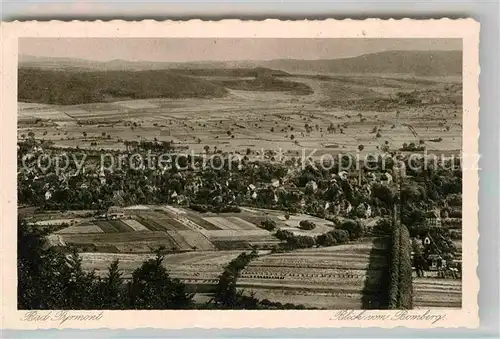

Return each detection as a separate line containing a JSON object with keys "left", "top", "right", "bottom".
{"left": 135, "top": 216, "right": 164, "bottom": 231}
{"left": 263, "top": 253, "right": 373, "bottom": 260}
{"left": 227, "top": 217, "right": 260, "bottom": 230}
{"left": 167, "top": 251, "right": 222, "bottom": 264}
{"left": 249, "top": 261, "right": 386, "bottom": 270}
{"left": 237, "top": 280, "right": 367, "bottom": 293}
{"left": 414, "top": 301, "right": 462, "bottom": 308}
{"left": 152, "top": 215, "right": 190, "bottom": 231}
{"left": 186, "top": 215, "right": 221, "bottom": 230}
{"left": 239, "top": 215, "right": 267, "bottom": 226}
{"left": 108, "top": 220, "right": 135, "bottom": 232}
{"left": 203, "top": 217, "right": 235, "bottom": 230}
{"left": 122, "top": 219, "right": 149, "bottom": 231}
{"left": 144, "top": 211, "right": 186, "bottom": 231}
{"left": 166, "top": 231, "right": 193, "bottom": 251}
{"left": 177, "top": 231, "right": 215, "bottom": 251}
{"left": 61, "top": 231, "right": 169, "bottom": 244}
{"left": 56, "top": 225, "right": 104, "bottom": 234}
{"left": 94, "top": 221, "right": 119, "bottom": 233}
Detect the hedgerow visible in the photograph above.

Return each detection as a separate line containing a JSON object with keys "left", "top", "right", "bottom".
{"left": 388, "top": 225, "right": 413, "bottom": 309}
{"left": 388, "top": 226, "right": 401, "bottom": 308}
{"left": 397, "top": 226, "right": 413, "bottom": 309}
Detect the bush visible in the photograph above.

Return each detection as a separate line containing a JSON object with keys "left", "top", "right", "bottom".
{"left": 275, "top": 229, "right": 294, "bottom": 241}
{"left": 316, "top": 229, "right": 349, "bottom": 247}
{"left": 275, "top": 229, "right": 315, "bottom": 249}
{"left": 337, "top": 219, "right": 364, "bottom": 240}
{"left": 316, "top": 232, "right": 337, "bottom": 247}
{"left": 331, "top": 229, "right": 349, "bottom": 244}
{"left": 260, "top": 219, "right": 276, "bottom": 231}
{"left": 298, "top": 220, "right": 316, "bottom": 230}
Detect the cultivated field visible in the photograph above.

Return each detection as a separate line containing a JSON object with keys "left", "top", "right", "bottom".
{"left": 80, "top": 250, "right": 244, "bottom": 285}
{"left": 413, "top": 277, "right": 462, "bottom": 309}
{"left": 237, "top": 238, "right": 391, "bottom": 309}
{"left": 78, "top": 238, "right": 391, "bottom": 309}
{"left": 18, "top": 72, "right": 461, "bottom": 156}
{"left": 40, "top": 205, "right": 285, "bottom": 253}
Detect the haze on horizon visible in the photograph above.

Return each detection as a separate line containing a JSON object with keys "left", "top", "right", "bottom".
{"left": 20, "top": 38, "right": 462, "bottom": 63}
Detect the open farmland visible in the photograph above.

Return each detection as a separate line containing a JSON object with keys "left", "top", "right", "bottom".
{"left": 237, "top": 238, "right": 391, "bottom": 309}
{"left": 413, "top": 278, "right": 462, "bottom": 309}
{"left": 37, "top": 205, "right": 285, "bottom": 253}
{"left": 78, "top": 238, "right": 392, "bottom": 310}
{"left": 18, "top": 47, "right": 464, "bottom": 312}
{"left": 80, "top": 250, "right": 244, "bottom": 286}
{"left": 18, "top": 65, "right": 461, "bottom": 156}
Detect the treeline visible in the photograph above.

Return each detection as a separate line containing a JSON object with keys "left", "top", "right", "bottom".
{"left": 388, "top": 225, "right": 413, "bottom": 309}
{"left": 273, "top": 218, "right": 364, "bottom": 250}
{"left": 216, "top": 76, "right": 313, "bottom": 95}
{"left": 18, "top": 68, "right": 228, "bottom": 105}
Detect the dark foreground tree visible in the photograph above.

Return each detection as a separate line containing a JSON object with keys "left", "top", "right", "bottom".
{"left": 18, "top": 220, "right": 193, "bottom": 310}
{"left": 128, "top": 247, "right": 193, "bottom": 309}
{"left": 94, "top": 260, "right": 125, "bottom": 309}
{"left": 18, "top": 219, "right": 67, "bottom": 309}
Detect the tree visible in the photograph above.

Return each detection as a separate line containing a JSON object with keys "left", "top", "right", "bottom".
{"left": 18, "top": 219, "right": 67, "bottom": 309}
{"left": 95, "top": 260, "right": 125, "bottom": 309}
{"left": 128, "top": 246, "right": 192, "bottom": 309}
{"left": 331, "top": 229, "right": 349, "bottom": 244}
{"left": 260, "top": 219, "right": 276, "bottom": 231}
{"left": 372, "top": 183, "right": 396, "bottom": 208}
{"left": 204, "top": 145, "right": 210, "bottom": 153}
{"left": 299, "top": 220, "right": 316, "bottom": 230}
{"left": 337, "top": 219, "right": 365, "bottom": 240}
{"left": 82, "top": 132, "right": 87, "bottom": 137}
{"left": 358, "top": 145, "right": 364, "bottom": 152}
{"left": 61, "top": 248, "right": 99, "bottom": 309}
{"left": 373, "top": 218, "right": 393, "bottom": 235}
{"left": 316, "top": 232, "right": 337, "bottom": 246}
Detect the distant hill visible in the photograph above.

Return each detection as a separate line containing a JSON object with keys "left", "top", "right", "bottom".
{"left": 19, "top": 50, "right": 462, "bottom": 76}
{"left": 258, "top": 51, "right": 462, "bottom": 76}
{"left": 18, "top": 68, "right": 228, "bottom": 105}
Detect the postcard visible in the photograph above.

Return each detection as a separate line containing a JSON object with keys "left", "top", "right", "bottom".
{"left": 1, "top": 19, "right": 479, "bottom": 329}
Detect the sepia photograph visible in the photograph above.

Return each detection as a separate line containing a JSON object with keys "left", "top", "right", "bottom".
{"left": 15, "top": 36, "right": 466, "bottom": 312}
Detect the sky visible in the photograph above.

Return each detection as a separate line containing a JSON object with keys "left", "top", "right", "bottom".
{"left": 19, "top": 38, "right": 462, "bottom": 62}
